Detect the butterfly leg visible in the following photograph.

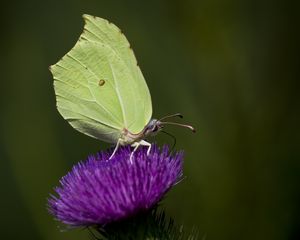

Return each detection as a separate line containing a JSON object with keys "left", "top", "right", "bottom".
{"left": 130, "top": 142, "right": 140, "bottom": 163}
{"left": 140, "top": 140, "right": 152, "bottom": 155}
{"left": 129, "top": 140, "right": 152, "bottom": 163}
{"left": 109, "top": 139, "right": 121, "bottom": 160}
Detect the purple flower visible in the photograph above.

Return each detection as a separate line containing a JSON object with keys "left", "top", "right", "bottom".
{"left": 48, "top": 144, "right": 183, "bottom": 227}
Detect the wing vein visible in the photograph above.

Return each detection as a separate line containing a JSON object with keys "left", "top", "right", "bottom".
{"left": 66, "top": 52, "right": 123, "bottom": 125}
{"left": 54, "top": 77, "right": 89, "bottom": 89}
{"left": 57, "top": 105, "right": 120, "bottom": 131}
{"left": 55, "top": 92, "right": 96, "bottom": 103}
{"left": 108, "top": 60, "right": 127, "bottom": 127}
{"left": 83, "top": 22, "right": 137, "bottom": 77}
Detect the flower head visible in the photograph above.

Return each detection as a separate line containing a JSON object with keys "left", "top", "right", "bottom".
{"left": 48, "top": 144, "right": 183, "bottom": 227}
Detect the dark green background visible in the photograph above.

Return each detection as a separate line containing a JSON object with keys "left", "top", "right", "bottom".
{"left": 0, "top": 0, "right": 299, "bottom": 239}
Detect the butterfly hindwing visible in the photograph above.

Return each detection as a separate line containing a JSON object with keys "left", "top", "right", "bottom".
{"left": 50, "top": 15, "right": 153, "bottom": 143}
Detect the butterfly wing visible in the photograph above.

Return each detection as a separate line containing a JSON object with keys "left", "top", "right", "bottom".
{"left": 50, "top": 15, "right": 152, "bottom": 143}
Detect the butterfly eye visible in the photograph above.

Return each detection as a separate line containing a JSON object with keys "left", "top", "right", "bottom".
{"left": 152, "top": 126, "right": 158, "bottom": 132}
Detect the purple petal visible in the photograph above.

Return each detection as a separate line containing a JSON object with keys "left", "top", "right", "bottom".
{"left": 48, "top": 144, "right": 184, "bottom": 227}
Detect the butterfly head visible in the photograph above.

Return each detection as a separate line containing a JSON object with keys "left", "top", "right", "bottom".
{"left": 144, "top": 113, "right": 195, "bottom": 138}
{"left": 144, "top": 119, "right": 163, "bottom": 137}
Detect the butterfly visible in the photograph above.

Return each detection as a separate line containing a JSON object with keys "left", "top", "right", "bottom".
{"left": 50, "top": 14, "right": 195, "bottom": 161}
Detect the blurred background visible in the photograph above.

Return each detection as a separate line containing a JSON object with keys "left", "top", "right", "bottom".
{"left": 0, "top": 0, "right": 299, "bottom": 239}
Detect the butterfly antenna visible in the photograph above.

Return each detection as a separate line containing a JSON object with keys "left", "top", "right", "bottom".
{"left": 161, "top": 130, "right": 177, "bottom": 151}
{"left": 159, "top": 113, "right": 183, "bottom": 121}
{"left": 160, "top": 121, "right": 196, "bottom": 133}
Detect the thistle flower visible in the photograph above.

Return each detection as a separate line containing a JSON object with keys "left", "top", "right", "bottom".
{"left": 48, "top": 144, "right": 183, "bottom": 227}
